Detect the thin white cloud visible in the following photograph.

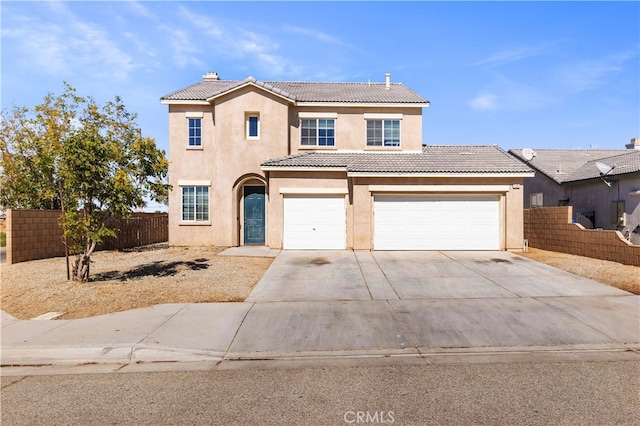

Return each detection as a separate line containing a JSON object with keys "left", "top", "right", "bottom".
{"left": 170, "top": 5, "right": 299, "bottom": 78}
{"left": 469, "top": 92, "right": 499, "bottom": 111}
{"left": 2, "top": 3, "right": 137, "bottom": 81}
{"left": 555, "top": 50, "right": 637, "bottom": 93}
{"left": 283, "top": 25, "right": 340, "bottom": 44}
{"left": 468, "top": 75, "right": 553, "bottom": 112}
{"left": 473, "top": 45, "right": 548, "bottom": 68}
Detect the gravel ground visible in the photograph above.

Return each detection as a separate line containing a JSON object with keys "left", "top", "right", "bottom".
{"left": 518, "top": 247, "right": 639, "bottom": 295}
{"left": 1, "top": 245, "right": 272, "bottom": 320}
{"left": 1, "top": 246, "right": 637, "bottom": 320}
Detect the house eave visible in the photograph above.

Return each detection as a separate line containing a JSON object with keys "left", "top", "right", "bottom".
{"left": 160, "top": 99, "right": 211, "bottom": 105}
{"left": 346, "top": 171, "right": 536, "bottom": 178}
{"left": 295, "top": 102, "right": 429, "bottom": 108}
{"left": 261, "top": 166, "right": 348, "bottom": 172}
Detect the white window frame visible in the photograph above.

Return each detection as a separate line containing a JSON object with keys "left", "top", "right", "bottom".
{"left": 246, "top": 113, "right": 260, "bottom": 140}
{"left": 180, "top": 181, "right": 211, "bottom": 223}
{"left": 530, "top": 192, "right": 543, "bottom": 208}
{"left": 300, "top": 118, "right": 335, "bottom": 147}
{"left": 187, "top": 118, "right": 202, "bottom": 147}
{"left": 366, "top": 119, "right": 401, "bottom": 147}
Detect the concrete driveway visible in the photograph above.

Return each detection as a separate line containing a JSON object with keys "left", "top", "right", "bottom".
{"left": 247, "top": 250, "right": 629, "bottom": 302}
{"left": 237, "top": 250, "right": 638, "bottom": 357}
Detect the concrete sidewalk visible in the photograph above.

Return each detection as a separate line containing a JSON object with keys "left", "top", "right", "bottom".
{"left": 1, "top": 251, "right": 639, "bottom": 367}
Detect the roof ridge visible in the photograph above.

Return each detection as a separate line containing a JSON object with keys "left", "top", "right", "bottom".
{"left": 585, "top": 150, "right": 640, "bottom": 162}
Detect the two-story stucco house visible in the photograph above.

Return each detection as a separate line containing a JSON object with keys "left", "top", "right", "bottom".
{"left": 161, "top": 72, "right": 533, "bottom": 251}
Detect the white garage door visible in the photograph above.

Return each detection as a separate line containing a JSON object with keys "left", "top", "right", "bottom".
{"left": 374, "top": 195, "right": 500, "bottom": 250}
{"left": 283, "top": 196, "right": 346, "bottom": 249}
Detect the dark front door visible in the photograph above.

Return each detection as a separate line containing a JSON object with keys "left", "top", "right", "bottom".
{"left": 243, "top": 186, "right": 265, "bottom": 245}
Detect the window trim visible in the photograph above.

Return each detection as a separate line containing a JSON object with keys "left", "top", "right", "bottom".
{"left": 366, "top": 119, "right": 401, "bottom": 148}
{"left": 246, "top": 113, "right": 260, "bottom": 140}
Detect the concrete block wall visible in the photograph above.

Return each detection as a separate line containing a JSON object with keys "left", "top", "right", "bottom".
{"left": 524, "top": 206, "right": 640, "bottom": 266}
{"left": 6, "top": 209, "right": 65, "bottom": 265}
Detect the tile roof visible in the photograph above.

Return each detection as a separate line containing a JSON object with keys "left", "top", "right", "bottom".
{"left": 161, "top": 76, "right": 428, "bottom": 104}
{"left": 567, "top": 150, "right": 640, "bottom": 182}
{"left": 262, "top": 145, "right": 533, "bottom": 175}
{"left": 509, "top": 148, "right": 637, "bottom": 183}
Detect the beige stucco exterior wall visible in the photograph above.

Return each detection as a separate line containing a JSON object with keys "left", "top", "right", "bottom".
{"left": 167, "top": 104, "right": 215, "bottom": 246}
{"left": 265, "top": 173, "right": 525, "bottom": 251}
{"left": 289, "top": 106, "right": 423, "bottom": 153}
{"left": 168, "top": 87, "right": 292, "bottom": 246}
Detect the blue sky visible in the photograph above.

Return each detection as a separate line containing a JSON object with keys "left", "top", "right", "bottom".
{"left": 2, "top": 1, "right": 639, "bottom": 157}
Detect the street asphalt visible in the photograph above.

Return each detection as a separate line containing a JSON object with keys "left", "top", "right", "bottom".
{"left": 1, "top": 249, "right": 638, "bottom": 368}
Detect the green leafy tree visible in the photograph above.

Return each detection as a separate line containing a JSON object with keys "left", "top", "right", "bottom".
{"left": 0, "top": 84, "right": 169, "bottom": 281}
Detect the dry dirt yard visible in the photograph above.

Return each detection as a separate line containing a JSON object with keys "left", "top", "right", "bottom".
{"left": 1, "top": 245, "right": 272, "bottom": 320}
{"left": 1, "top": 246, "right": 637, "bottom": 320}
{"left": 518, "top": 247, "right": 639, "bottom": 295}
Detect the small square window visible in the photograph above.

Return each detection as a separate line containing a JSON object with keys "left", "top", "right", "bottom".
{"left": 530, "top": 193, "right": 543, "bottom": 208}
{"left": 188, "top": 118, "right": 202, "bottom": 146}
{"left": 246, "top": 114, "right": 260, "bottom": 139}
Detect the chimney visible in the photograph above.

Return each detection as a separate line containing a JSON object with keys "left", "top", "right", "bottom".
{"left": 385, "top": 73, "right": 390, "bottom": 90}
{"left": 625, "top": 137, "right": 640, "bottom": 150}
{"left": 203, "top": 71, "right": 220, "bottom": 81}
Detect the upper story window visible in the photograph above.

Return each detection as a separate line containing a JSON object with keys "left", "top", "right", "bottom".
{"left": 301, "top": 118, "right": 335, "bottom": 147}
{"left": 246, "top": 113, "right": 260, "bottom": 139}
{"left": 366, "top": 119, "right": 400, "bottom": 147}
{"left": 188, "top": 118, "right": 202, "bottom": 146}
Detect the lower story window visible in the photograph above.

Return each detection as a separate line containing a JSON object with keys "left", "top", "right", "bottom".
{"left": 182, "top": 186, "right": 209, "bottom": 221}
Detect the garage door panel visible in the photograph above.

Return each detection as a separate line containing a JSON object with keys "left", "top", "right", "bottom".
{"left": 283, "top": 196, "right": 346, "bottom": 250}
{"left": 374, "top": 196, "right": 500, "bottom": 250}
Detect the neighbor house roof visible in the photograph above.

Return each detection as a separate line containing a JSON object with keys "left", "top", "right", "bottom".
{"left": 509, "top": 149, "right": 637, "bottom": 184}
{"left": 262, "top": 145, "right": 533, "bottom": 176}
{"left": 161, "top": 76, "right": 429, "bottom": 105}
{"left": 567, "top": 150, "right": 640, "bottom": 182}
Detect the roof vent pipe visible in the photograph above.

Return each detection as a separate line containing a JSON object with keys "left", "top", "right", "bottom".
{"left": 385, "top": 73, "right": 390, "bottom": 89}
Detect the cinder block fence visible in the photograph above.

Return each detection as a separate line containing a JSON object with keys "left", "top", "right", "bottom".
{"left": 524, "top": 206, "right": 640, "bottom": 266}
{"left": 5, "top": 209, "right": 168, "bottom": 265}
{"left": 6, "top": 210, "right": 66, "bottom": 265}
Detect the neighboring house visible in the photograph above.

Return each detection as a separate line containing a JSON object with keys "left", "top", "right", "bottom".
{"left": 161, "top": 72, "right": 533, "bottom": 251}
{"left": 510, "top": 139, "right": 640, "bottom": 244}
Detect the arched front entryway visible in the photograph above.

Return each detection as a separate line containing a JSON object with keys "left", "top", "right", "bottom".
{"left": 233, "top": 174, "right": 267, "bottom": 246}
